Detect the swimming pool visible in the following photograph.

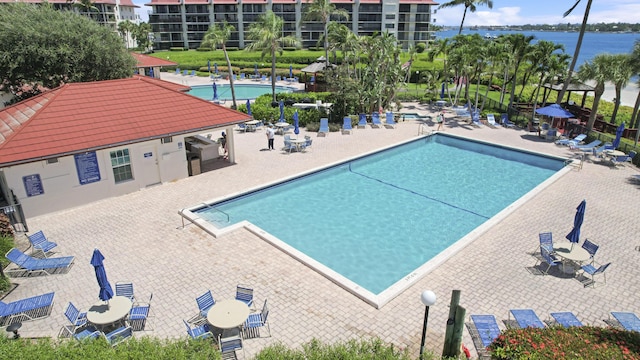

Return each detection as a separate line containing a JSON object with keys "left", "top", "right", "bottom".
{"left": 188, "top": 84, "right": 297, "bottom": 101}
{"left": 182, "top": 134, "right": 570, "bottom": 308}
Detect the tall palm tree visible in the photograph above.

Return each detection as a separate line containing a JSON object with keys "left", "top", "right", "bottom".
{"left": 301, "top": 0, "right": 349, "bottom": 70}
{"left": 576, "top": 54, "right": 613, "bottom": 130}
{"left": 326, "top": 22, "right": 358, "bottom": 75}
{"left": 246, "top": 11, "right": 300, "bottom": 102}
{"left": 502, "top": 33, "right": 535, "bottom": 111}
{"left": 608, "top": 54, "right": 634, "bottom": 124}
{"left": 74, "top": 0, "right": 99, "bottom": 17}
{"left": 438, "top": 0, "right": 493, "bottom": 35}
{"left": 629, "top": 40, "right": 640, "bottom": 137}
{"left": 202, "top": 21, "right": 238, "bottom": 109}
{"left": 117, "top": 20, "right": 134, "bottom": 49}
{"left": 556, "top": 0, "right": 593, "bottom": 104}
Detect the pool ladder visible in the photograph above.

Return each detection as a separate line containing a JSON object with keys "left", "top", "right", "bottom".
{"left": 418, "top": 123, "right": 433, "bottom": 136}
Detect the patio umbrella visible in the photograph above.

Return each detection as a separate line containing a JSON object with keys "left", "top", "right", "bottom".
{"left": 566, "top": 199, "right": 586, "bottom": 248}
{"left": 535, "top": 104, "right": 575, "bottom": 118}
{"left": 254, "top": 63, "right": 258, "bottom": 76}
{"left": 293, "top": 110, "right": 299, "bottom": 135}
{"left": 207, "top": 60, "right": 211, "bottom": 73}
{"left": 279, "top": 100, "right": 285, "bottom": 122}
{"left": 212, "top": 82, "right": 218, "bottom": 101}
{"left": 90, "top": 249, "right": 113, "bottom": 302}
{"left": 214, "top": 63, "right": 218, "bottom": 74}
{"left": 246, "top": 99, "right": 252, "bottom": 116}
{"left": 440, "top": 83, "right": 445, "bottom": 99}
{"left": 612, "top": 122, "right": 625, "bottom": 149}
{"left": 289, "top": 65, "right": 293, "bottom": 79}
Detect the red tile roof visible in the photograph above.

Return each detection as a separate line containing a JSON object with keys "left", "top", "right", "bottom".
{"left": 0, "top": 76, "right": 250, "bottom": 166}
{"left": 132, "top": 53, "right": 178, "bottom": 68}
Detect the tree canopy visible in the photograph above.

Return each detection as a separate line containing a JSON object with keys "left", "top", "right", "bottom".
{"left": 0, "top": 3, "right": 135, "bottom": 103}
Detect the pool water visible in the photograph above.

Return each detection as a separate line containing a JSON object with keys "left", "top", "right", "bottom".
{"left": 188, "top": 84, "right": 296, "bottom": 101}
{"left": 195, "top": 135, "right": 566, "bottom": 297}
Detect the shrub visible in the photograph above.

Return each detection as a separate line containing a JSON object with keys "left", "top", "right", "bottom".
{"left": 196, "top": 47, "right": 212, "bottom": 52}
{"left": 415, "top": 42, "right": 427, "bottom": 53}
{"left": 169, "top": 47, "right": 186, "bottom": 51}
{"left": 256, "top": 338, "right": 414, "bottom": 360}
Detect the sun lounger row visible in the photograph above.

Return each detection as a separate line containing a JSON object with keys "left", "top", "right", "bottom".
{"left": 0, "top": 292, "right": 55, "bottom": 326}
{"left": 5, "top": 248, "right": 74, "bottom": 277}
{"left": 467, "top": 310, "right": 640, "bottom": 357}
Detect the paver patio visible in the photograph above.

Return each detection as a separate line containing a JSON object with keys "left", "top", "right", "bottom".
{"left": 4, "top": 75, "right": 640, "bottom": 359}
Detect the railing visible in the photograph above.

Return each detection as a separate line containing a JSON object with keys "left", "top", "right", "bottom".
{"left": 179, "top": 203, "right": 229, "bottom": 229}
{"left": 0, "top": 203, "right": 28, "bottom": 233}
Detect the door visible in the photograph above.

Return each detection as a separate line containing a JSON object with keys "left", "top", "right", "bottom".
{"left": 140, "top": 146, "right": 161, "bottom": 187}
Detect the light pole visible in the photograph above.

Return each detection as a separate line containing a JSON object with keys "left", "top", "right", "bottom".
{"left": 419, "top": 290, "right": 437, "bottom": 360}
{"left": 415, "top": 71, "right": 420, "bottom": 95}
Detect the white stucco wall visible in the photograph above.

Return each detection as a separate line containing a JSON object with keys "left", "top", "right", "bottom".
{"left": 0, "top": 134, "right": 197, "bottom": 218}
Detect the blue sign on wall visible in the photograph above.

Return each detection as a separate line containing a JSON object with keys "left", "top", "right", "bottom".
{"left": 74, "top": 152, "right": 101, "bottom": 185}
{"left": 23, "top": 174, "right": 44, "bottom": 197}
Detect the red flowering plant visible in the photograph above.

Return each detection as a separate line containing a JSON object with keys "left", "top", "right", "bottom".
{"left": 488, "top": 326, "right": 640, "bottom": 359}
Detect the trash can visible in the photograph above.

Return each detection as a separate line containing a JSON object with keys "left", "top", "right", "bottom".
{"left": 187, "top": 153, "right": 200, "bottom": 176}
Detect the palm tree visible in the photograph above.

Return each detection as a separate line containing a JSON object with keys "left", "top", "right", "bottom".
{"left": 74, "top": 0, "right": 99, "bottom": 17}
{"left": 608, "top": 54, "right": 634, "bottom": 123}
{"left": 556, "top": 0, "right": 593, "bottom": 104}
{"left": 576, "top": 54, "right": 613, "bottom": 130}
{"left": 245, "top": 11, "right": 300, "bottom": 102}
{"left": 502, "top": 33, "right": 534, "bottom": 112}
{"left": 202, "top": 21, "right": 238, "bottom": 109}
{"left": 301, "top": 0, "right": 349, "bottom": 70}
{"left": 117, "top": 20, "right": 134, "bottom": 49}
{"left": 438, "top": 0, "right": 493, "bottom": 35}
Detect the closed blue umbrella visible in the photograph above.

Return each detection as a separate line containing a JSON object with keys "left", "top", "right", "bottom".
{"left": 214, "top": 63, "right": 218, "bottom": 74}
{"left": 90, "top": 249, "right": 113, "bottom": 302}
{"left": 289, "top": 65, "right": 293, "bottom": 79}
{"left": 566, "top": 200, "right": 586, "bottom": 247}
{"left": 212, "top": 82, "right": 218, "bottom": 101}
{"left": 612, "top": 122, "right": 625, "bottom": 149}
{"left": 254, "top": 63, "right": 258, "bottom": 76}
{"left": 207, "top": 60, "right": 211, "bottom": 73}
{"left": 293, "top": 110, "right": 299, "bottom": 135}
{"left": 440, "top": 83, "right": 445, "bottom": 99}
{"left": 246, "top": 99, "right": 252, "bottom": 116}
{"left": 279, "top": 100, "right": 285, "bottom": 122}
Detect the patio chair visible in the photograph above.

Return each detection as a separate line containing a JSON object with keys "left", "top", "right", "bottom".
{"left": 610, "top": 312, "right": 640, "bottom": 332}
{"left": 610, "top": 151, "right": 636, "bottom": 167}
{"left": 468, "top": 314, "right": 502, "bottom": 349}
{"left": 342, "top": 117, "right": 353, "bottom": 134}
{"left": 357, "top": 114, "right": 367, "bottom": 129}
{"left": 183, "top": 319, "right": 214, "bottom": 339}
{"left": 182, "top": 70, "right": 188, "bottom": 76}
{"left": 235, "top": 285, "right": 254, "bottom": 309}
{"left": 556, "top": 133, "right": 587, "bottom": 146}
{"left": 531, "top": 232, "right": 553, "bottom": 257}
{"left": 60, "top": 302, "right": 87, "bottom": 337}
{"left": 129, "top": 293, "right": 153, "bottom": 331}
{"left": 486, "top": 114, "right": 499, "bottom": 128}
{"left": 27, "top": 230, "right": 57, "bottom": 257}
{"left": 73, "top": 326, "right": 101, "bottom": 341}
{"left": 533, "top": 245, "right": 560, "bottom": 275}
{"left": 174, "top": 68, "right": 180, "bottom": 75}
{"left": 0, "top": 292, "right": 55, "bottom": 326}
{"left": 236, "top": 123, "right": 247, "bottom": 133}
{"left": 219, "top": 328, "right": 244, "bottom": 358}
{"left": 190, "top": 70, "right": 196, "bottom": 76}
{"left": 508, "top": 309, "right": 546, "bottom": 329}
{"left": 581, "top": 239, "right": 599, "bottom": 262}
{"left": 104, "top": 324, "right": 133, "bottom": 346}
{"left": 578, "top": 261, "right": 611, "bottom": 287}
{"left": 283, "top": 139, "right": 296, "bottom": 154}
{"left": 189, "top": 290, "right": 215, "bottom": 325}
{"left": 550, "top": 312, "right": 583, "bottom": 328}
{"left": 501, "top": 113, "right": 516, "bottom": 128}
{"left": 318, "top": 118, "right": 329, "bottom": 137}
{"left": 471, "top": 112, "right": 483, "bottom": 127}
{"left": 5, "top": 248, "right": 74, "bottom": 277}
{"left": 243, "top": 299, "right": 270, "bottom": 339}
{"left": 301, "top": 138, "right": 313, "bottom": 152}
{"left": 371, "top": 113, "right": 382, "bottom": 128}
{"left": 570, "top": 139, "right": 602, "bottom": 152}
{"left": 115, "top": 282, "right": 135, "bottom": 302}
{"left": 384, "top": 112, "right": 397, "bottom": 129}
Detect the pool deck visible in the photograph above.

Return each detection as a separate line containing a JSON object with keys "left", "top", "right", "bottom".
{"left": 8, "top": 73, "right": 640, "bottom": 358}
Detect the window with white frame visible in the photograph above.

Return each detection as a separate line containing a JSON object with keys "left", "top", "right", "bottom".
{"left": 110, "top": 149, "right": 133, "bottom": 183}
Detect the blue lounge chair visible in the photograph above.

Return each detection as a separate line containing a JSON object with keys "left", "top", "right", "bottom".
{"left": 556, "top": 133, "right": 586, "bottom": 146}
{"left": 501, "top": 113, "right": 516, "bottom": 128}
{"left": 579, "top": 262, "right": 611, "bottom": 287}
{"left": 0, "top": 292, "right": 55, "bottom": 326}
{"left": 184, "top": 319, "right": 214, "bottom": 339}
{"left": 243, "top": 299, "right": 270, "bottom": 338}
{"left": 318, "top": 118, "right": 329, "bottom": 137}
{"left": 550, "top": 312, "right": 583, "bottom": 327}
{"left": 236, "top": 123, "right": 247, "bottom": 133}
{"left": 27, "top": 230, "right": 57, "bottom": 257}
{"left": 610, "top": 151, "right": 635, "bottom": 167}
{"left": 182, "top": 70, "right": 188, "bottom": 76}
{"left": 5, "top": 248, "right": 74, "bottom": 276}
{"left": 104, "top": 325, "right": 133, "bottom": 346}
{"left": 471, "top": 112, "right": 483, "bottom": 127}
{"left": 342, "top": 117, "right": 353, "bottom": 134}
{"left": 571, "top": 139, "right": 602, "bottom": 152}
{"left": 509, "top": 309, "right": 546, "bottom": 329}
{"left": 175, "top": 68, "right": 180, "bottom": 75}
{"left": 486, "top": 114, "right": 499, "bottom": 128}
{"left": 357, "top": 114, "right": 367, "bottom": 129}
{"left": 371, "top": 113, "right": 382, "bottom": 128}
{"left": 384, "top": 112, "right": 397, "bottom": 129}
{"left": 469, "top": 314, "right": 501, "bottom": 348}
{"left": 610, "top": 312, "right": 640, "bottom": 332}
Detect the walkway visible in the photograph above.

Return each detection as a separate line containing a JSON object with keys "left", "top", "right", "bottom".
{"left": 7, "top": 79, "right": 640, "bottom": 358}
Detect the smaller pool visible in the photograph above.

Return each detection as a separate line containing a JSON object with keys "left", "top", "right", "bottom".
{"left": 400, "top": 112, "right": 430, "bottom": 120}
{"left": 188, "top": 84, "right": 297, "bottom": 101}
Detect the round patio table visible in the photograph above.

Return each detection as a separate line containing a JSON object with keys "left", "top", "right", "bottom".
{"left": 207, "top": 300, "right": 250, "bottom": 329}
{"left": 86, "top": 296, "right": 132, "bottom": 326}
{"left": 553, "top": 243, "right": 591, "bottom": 273}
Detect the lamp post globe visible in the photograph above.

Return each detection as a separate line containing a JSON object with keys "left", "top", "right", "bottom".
{"left": 419, "top": 290, "right": 436, "bottom": 359}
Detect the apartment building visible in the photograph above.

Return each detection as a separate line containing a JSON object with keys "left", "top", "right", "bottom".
{"left": 146, "top": 0, "right": 438, "bottom": 50}
{"left": 0, "top": 0, "right": 141, "bottom": 48}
